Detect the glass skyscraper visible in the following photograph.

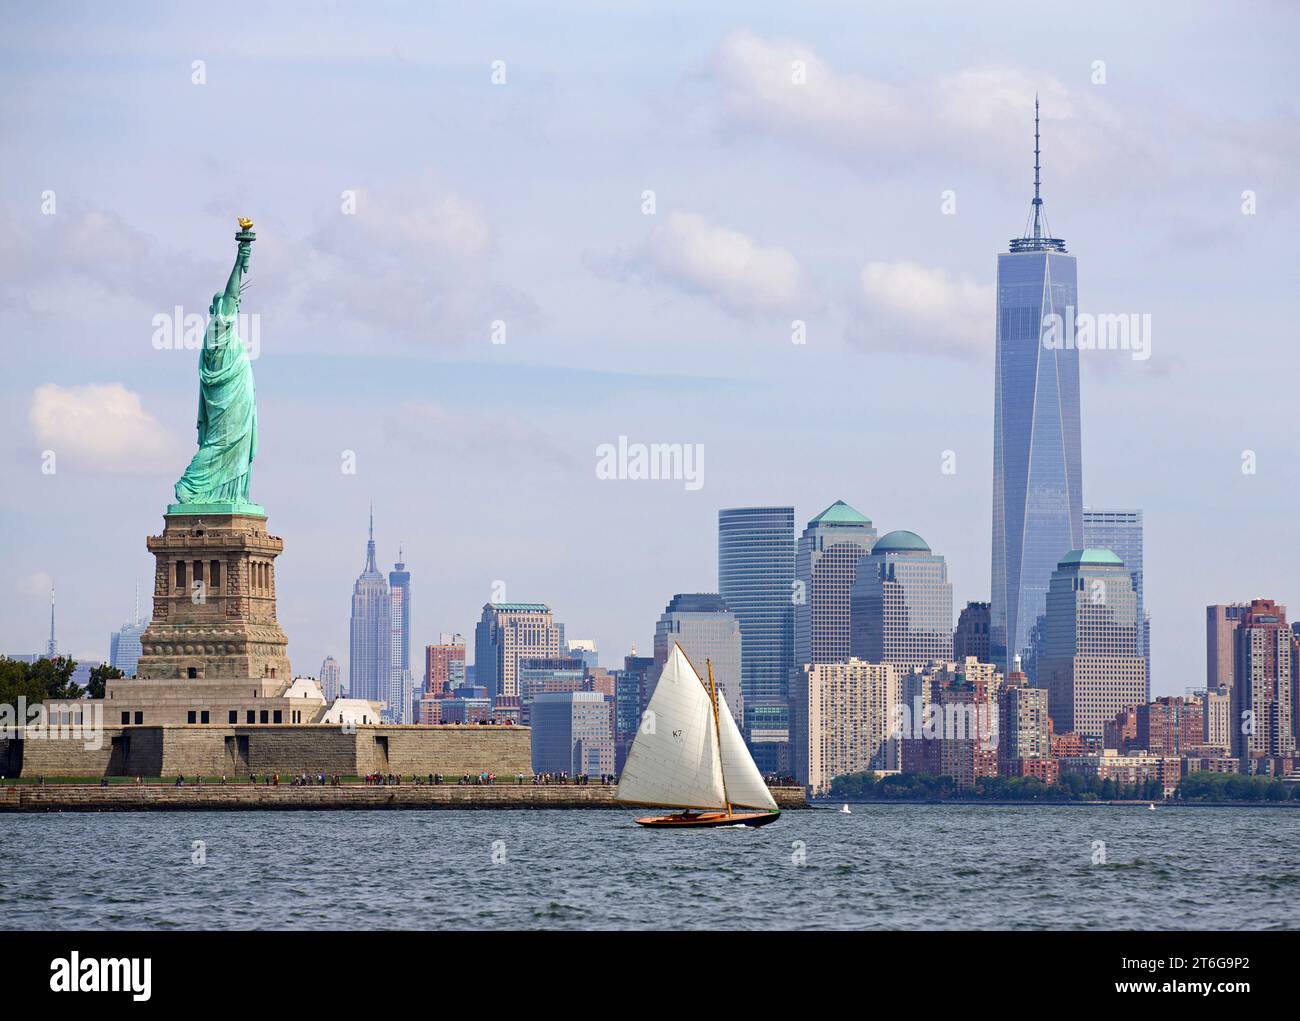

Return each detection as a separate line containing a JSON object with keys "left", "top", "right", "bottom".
{"left": 991, "top": 99, "right": 1083, "bottom": 676}
{"left": 388, "top": 552, "right": 411, "bottom": 722}
{"left": 718, "top": 506, "right": 795, "bottom": 773}
{"left": 718, "top": 507, "right": 795, "bottom": 707}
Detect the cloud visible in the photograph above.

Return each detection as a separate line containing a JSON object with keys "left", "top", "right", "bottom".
{"left": 848, "top": 260, "right": 993, "bottom": 360}
{"left": 298, "top": 183, "right": 536, "bottom": 347}
{"left": 705, "top": 29, "right": 1296, "bottom": 189}
{"left": 28, "top": 383, "right": 186, "bottom": 474}
{"left": 16, "top": 572, "right": 53, "bottom": 600}
{"left": 602, "top": 210, "right": 806, "bottom": 317}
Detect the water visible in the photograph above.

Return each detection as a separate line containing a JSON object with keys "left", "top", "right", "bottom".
{"left": 1, "top": 804, "right": 1295, "bottom": 929}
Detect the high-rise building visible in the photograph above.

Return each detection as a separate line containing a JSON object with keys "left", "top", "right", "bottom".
{"left": 566, "top": 639, "right": 599, "bottom": 669}
{"left": 1136, "top": 696, "right": 1204, "bottom": 756}
{"left": 319, "top": 655, "right": 341, "bottom": 700}
{"left": 801, "top": 658, "right": 899, "bottom": 794}
{"left": 473, "top": 603, "right": 563, "bottom": 700}
{"left": 791, "top": 500, "right": 877, "bottom": 783}
{"left": 1084, "top": 508, "right": 1148, "bottom": 689}
{"left": 717, "top": 506, "right": 795, "bottom": 709}
{"left": 348, "top": 508, "right": 390, "bottom": 705}
{"left": 953, "top": 601, "right": 991, "bottom": 663}
{"left": 388, "top": 552, "right": 411, "bottom": 722}
{"left": 614, "top": 651, "right": 656, "bottom": 772}
{"left": 999, "top": 672, "right": 1054, "bottom": 780}
{"left": 1231, "top": 599, "right": 1297, "bottom": 761}
{"left": 652, "top": 593, "right": 743, "bottom": 725}
{"left": 1039, "top": 549, "right": 1146, "bottom": 740}
{"left": 899, "top": 659, "right": 1001, "bottom": 787}
{"left": 1203, "top": 686, "right": 1232, "bottom": 750}
{"left": 517, "top": 655, "right": 586, "bottom": 724}
{"left": 1206, "top": 603, "right": 1250, "bottom": 691}
{"left": 795, "top": 501, "right": 878, "bottom": 672}
{"left": 718, "top": 506, "right": 796, "bottom": 774}
{"left": 109, "top": 586, "right": 146, "bottom": 678}
{"left": 850, "top": 529, "right": 954, "bottom": 670}
{"left": 530, "top": 690, "right": 614, "bottom": 778}
{"left": 424, "top": 634, "right": 466, "bottom": 694}
{"left": 991, "top": 100, "right": 1083, "bottom": 676}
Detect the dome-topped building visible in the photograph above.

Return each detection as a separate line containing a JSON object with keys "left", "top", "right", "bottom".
{"left": 851, "top": 528, "right": 953, "bottom": 669}
{"left": 871, "top": 530, "right": 932, "bottom": 555}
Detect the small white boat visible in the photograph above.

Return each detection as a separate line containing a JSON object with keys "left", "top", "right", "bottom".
{"left": 840, "top": 804, "right": 851, "bottom": 815}
{"left": 1148, "top": 803, "right": 1157, "bottom": 810}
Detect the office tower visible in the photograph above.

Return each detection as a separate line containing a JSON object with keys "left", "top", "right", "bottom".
{"left": 1231, "top": 599, "right": 1297, "bottom": 761}
{"left": 991, "top": 100, "right": 1083, "bottom": 676}
{"left": 801, "top": 659, "right": 898, "bottom": 794}
{"left": 567, "top": 639, "right": 599, "bottom": 669}
{"left": 953, "top": 601, "right": 991, "bottom": 663}
{"left": 795, "top": 501, "right": 878, "bottom": 671}
{"left": 530, "top": 690, "right": 615, "bottom": 778}
{"left": 1207, "top": 603, "right": 1250, "bottom": 691}
{"left": 615, "top": 652, "right": 656, "bottom": 772}
{"left": 517, "top": 655, "right": 586, "bottom": 724}
{"left": 850, "top": 530, "right": 954, "bottom": 669}
{"left": 424, "top": 634, "right": 466, "bottom": 694}
{"left": 1084, "top": 508, "right": 1148, "bottom": 689}
{"left": 473, "top": 602, "right": 563, "bottom": 700}
{"left": 1039, "top": 549, "right": 1146, "bottom": 740}
{"left": 652, "top": 593, "right": 743, "bottom": 725}
{"left": 791, "top": 500, "right": 877, "bottom": 781}
{"left": 718, "top": 506, "right": 796, "bottom": 772}
{"left": 348, "top": 508, "right": 391, "bottom": 704}
{"left": 718, "top": 506, "right": 795, "bottom": 706}
{"left": 387, "top": 552, "right": 411, "bottom": 722}
{"left": 319, "top": 655, "right": 341, "bottom": 700}
{"left": 109, "top": 585, "right": 146, "bottom": 678}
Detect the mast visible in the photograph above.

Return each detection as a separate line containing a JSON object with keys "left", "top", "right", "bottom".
{"left": 1031, "top": 93, "right": 1042, "bottom": 244}
{"left": 706, "top": 658, "right": 731, "bottom": 815}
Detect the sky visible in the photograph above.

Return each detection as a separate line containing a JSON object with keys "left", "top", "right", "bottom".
{"left": 1, "top": 1, "right": 1297, "bottom": 696}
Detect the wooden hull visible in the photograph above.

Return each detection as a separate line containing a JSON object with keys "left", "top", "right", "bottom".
{"left": 634, "top": 810, "right": 780, "bottom": 829}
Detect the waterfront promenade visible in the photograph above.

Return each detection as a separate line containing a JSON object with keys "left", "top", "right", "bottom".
{"left": 0, "top": 781, "right": 807, "bottom": 812}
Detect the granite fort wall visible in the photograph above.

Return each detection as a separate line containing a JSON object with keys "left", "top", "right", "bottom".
{"left": 2, "top": 725, "right": 532, "bottom": 780}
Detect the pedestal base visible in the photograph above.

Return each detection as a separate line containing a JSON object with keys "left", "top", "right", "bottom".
{"left": 167, "top": 501, "right": 266, "bottom": 519}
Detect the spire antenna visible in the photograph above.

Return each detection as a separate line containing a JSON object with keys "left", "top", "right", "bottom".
{"left": 1010, "top": 93, "right": 1066, "bottom": 254}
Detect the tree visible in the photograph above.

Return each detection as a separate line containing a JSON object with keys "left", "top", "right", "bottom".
{"left": 86, "top": 663, "right": 123, "bottom": 699}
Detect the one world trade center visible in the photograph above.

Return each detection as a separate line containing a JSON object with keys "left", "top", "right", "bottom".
{"left": 991, "top": 98, "right": 1083, "bottom": 675}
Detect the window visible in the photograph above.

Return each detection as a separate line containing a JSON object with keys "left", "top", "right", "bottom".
{"left": 193, "top": 560, "right": 203, "bottom": 584}
{"left": 210, "top": 560, "right": 221, "bottom": 588}
{"left": 187, "top": 711, "right": 197, "bottom": 724}
{"left": 246, "top": 710, "right": 255, "bottom": 724}
{"left": 121, "top": 711, "right": 130, "bottom": 725}
{"left": 175, "top": 561, "right": 186, "bottom": 588}
{"left": 260, "top": 710, "right": 269, "bottom": 724}
{"left": 134, "top": 712, "right": 143, "bottom": 724}
{"left": 201, "top": 711, "right": 210, "bottom": 724}
{"left": 228, "top": 710, "right": 237, "bottom": 725}
{"left": 273, "top": 710, "right": 282, "bottom": 724}
{"left": 187, "top": 667, "right": 197, "bottom": 679}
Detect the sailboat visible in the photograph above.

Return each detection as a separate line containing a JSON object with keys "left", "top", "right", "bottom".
{"left": 616, "top": 643, "right": 781, "bottom": 828}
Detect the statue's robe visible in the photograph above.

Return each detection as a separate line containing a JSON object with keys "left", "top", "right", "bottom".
{"left": 174, "top": 297, "right": 257, "bottom": 504}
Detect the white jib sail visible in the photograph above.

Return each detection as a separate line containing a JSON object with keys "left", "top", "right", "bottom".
{"left": 615, "top": 644, "right": 727, "bottom": 810}
{"left": 716, "top": 690, "right": 778, "bottom": 810}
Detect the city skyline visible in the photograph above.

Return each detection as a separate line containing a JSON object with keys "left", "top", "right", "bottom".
{"left": 3, "top": 4, "right": 1298, "bottom": 698}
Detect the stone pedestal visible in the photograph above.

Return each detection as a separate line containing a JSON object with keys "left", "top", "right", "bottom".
{"left": 136, "top": 512, "right": 291, "bottom": 682}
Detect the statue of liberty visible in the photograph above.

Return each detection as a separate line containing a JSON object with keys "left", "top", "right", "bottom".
{"left": 171, "top": 219, "right": 263, "bottom": 515}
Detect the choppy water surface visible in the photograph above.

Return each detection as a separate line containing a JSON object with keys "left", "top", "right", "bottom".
{"left": 0, "top": 805, "right": 1294, "bottom": 929}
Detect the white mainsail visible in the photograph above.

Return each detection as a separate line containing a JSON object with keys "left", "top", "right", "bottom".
{"left": 716, "top": 690, "right": 779, "bottom": 810}
{"left": 615, "top": 644, "right": 727, "bottom": 809}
